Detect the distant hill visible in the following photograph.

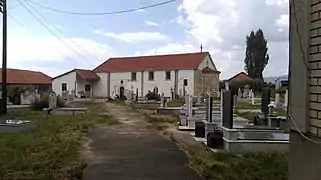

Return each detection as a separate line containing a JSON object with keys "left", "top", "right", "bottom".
{"left": 264, "top": 75, "right": 288, "bottom": 83}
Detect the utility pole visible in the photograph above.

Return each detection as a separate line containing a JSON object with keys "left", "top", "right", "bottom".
{"left": 0, "top": 0, "right": 7, "bottom": 115}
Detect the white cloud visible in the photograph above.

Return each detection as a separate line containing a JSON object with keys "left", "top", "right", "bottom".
{"left": 134, "top": 42, "right": 199, "bottom": 56}
{"left": 137, "top": 0, "right": 289, "bottom": 79}
{"left": 93, "top": 29, "right": 170, "bottom": 43}
{"left": 275, "top": 14, "right": 289, "bottom": 29}
{"left": 144, "top": 20, "right": 160, "bottom": 27}
{"left": 0, "top": 34, "right": 114, "bottom": 76}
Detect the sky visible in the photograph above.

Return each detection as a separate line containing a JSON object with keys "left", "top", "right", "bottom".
{"left": 4, "top": 0, "right": 289, "bottom": 79}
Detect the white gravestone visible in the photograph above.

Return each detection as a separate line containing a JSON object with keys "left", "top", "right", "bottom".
{"left": 284, "top": 90, "right": 288, "bottom": 109}
{"left": 160, "top": 93, "right": 165, "bottom": 107}
{"left": 251, "top": 91, "right": 255, "bottom": 105}
{"left": 49, "top": 93, "right": 57, "bottom": 110}
{"left": 275, "top": 93, "right": 280, "bottom": 108}
{"left": 225, "top": 82, "right": 230, "bottom": 91}
{"left": 188, "top": 95, "right": 193, "bottom": 117}
{"left": 238, "top": 88, "right": 242, "bottom": 99}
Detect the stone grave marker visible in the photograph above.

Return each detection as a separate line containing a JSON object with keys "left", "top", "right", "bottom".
{"left": 207, "top": 94, "right": 213, "bottom": 123}
{"left": 251, "top": 91, "right": 255, "bottom": 105}
{"left": 261, "top": 88, "right": 271, "bottom": 115}
{"left": 275, "top": 93, "right": 280, "bottom": 108}
{"left": 188, "top": 95, "right": 193, "bottom": 117}
{"left": 49, "top": 93, "right": 57, "bottom": 110}
{"left": 284, "top": 90, "right": 288, "bottom": 109}
{"left": 197, "top": 95, "right": 201, "bottom": 105}
{"left": 225, "top": 82, "right": 230, "bottom": 91}
{"left": 237, "top": 88, "right": 242, "bottom": 99}
{"left": 136, "top": 88, "right": 139, "bottom": 102}
{"left": 160, "top": 93, "right": 165, "bottom": 107}
{"left": 243, "top": 85, "right": 249, "bottom": 98}
{"left": 222, "top": 90, "right": 234, "bottom": 129}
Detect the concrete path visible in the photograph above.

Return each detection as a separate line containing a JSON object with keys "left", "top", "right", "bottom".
{"left": 82, "top": 102, "right": 199, "bottom": 180}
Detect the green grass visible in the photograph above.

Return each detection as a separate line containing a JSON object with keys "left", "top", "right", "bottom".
{"left": 235, "top": 111, "right": 258, "bottom": 122}
{"left": 187, "top": 146, "right": 288, "bottom": 180}
{"left": 235, "top": 101, "right": 261, "bottom": 109}
{"left": 0, "top": 102, "right": 117, "bottom": 180}
{"left": 167, "top": 99, "right": 184, "bottom": 107}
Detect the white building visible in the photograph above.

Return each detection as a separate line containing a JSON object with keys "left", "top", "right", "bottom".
{"left": 52, "top": 52, "right": 221, "bottom": 98}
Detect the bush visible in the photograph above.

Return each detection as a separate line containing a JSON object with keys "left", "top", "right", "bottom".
{"left": 31, "top": 93, "right": 65, "bottom": 111}
{"left": 7, "top": 85, "right": 35, "bottom": 105}
{"left": 146, "top": 90, "right": 160, "bottom": 101}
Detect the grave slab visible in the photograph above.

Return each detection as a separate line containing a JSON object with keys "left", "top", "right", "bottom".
{"left": 0, "top": 120, "right": 38, "bottom": 133}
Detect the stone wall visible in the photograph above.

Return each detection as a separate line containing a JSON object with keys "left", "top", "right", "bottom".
{"left": 309, "top": 0, "right": 321, "bottom": 136}
{"left": 194, "top": 67, "right": 220, "bottom": 97}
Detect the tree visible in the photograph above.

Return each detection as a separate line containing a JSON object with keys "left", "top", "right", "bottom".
{"left": 244, "top": 29, "right": 269, "bottom": 81}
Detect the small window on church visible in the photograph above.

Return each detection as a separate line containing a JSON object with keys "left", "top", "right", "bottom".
{"left": 165, "top": 71, "right": 171, "bottom": 80}
{"left": 149, "top": 71, "right": 154, "bottom": 81}
{"left": 183, "top": 79, "right": 188, "bottom": 86}
{"left": 131, "top": 72, "right": 137, "bottom": 81}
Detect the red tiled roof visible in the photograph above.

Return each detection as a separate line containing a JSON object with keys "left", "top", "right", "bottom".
{"left": 227, "top": 72, "right": 253, "bottom": 82}
{"left": 75, "top": 69, "right": 100, "bottom": 80}
{"left": 0, "top": 68, "right": 52, "bottom": 85}
{"left": 93, "top": 52, "right": 210, "bottom": 72}
{"left": 53, "top": 69, "right": 99, "bottom": 80}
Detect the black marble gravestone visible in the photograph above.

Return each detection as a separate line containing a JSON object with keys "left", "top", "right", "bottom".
{"left": 222, "top": 90, "right": 233, "bottom": 129}
{"left": 261, "top": 88, "right": 271, "bottom": 115}
{"left": 209, "top": 97, "right": 213, "bottom": 123}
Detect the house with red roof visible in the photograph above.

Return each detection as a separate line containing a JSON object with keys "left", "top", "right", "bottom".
{"left": 0, "top": 68, "right": 52, "bottom": 91}
{"left": 52, "top": 69, "right": 100, "bottom": 98}
{"left": 52, "top": 52, "right": 221, "bottom": 98}
{"left": 225, "top": 72, "right": 253, "bottom": 83}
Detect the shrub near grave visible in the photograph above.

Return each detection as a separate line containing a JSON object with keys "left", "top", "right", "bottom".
{"left": 31, "top": 93, "right": 65, "bottom": 111}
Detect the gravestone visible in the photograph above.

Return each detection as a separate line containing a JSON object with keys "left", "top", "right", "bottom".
{"left": 160, "top": 93, "right": 165, "bottom": 107}
{"left": 237, "top": 88, "right": 242, "bottom": 99}
{"left": 208, "top": 96, "right": 213, "bottom": 123}
{"left": 135, "top": 88, "right": 139, "bottom": 101}
{"left": 243, "top": 85, "right": 250, "bottom": 98}
{"left": 49, "top": 93, "right": 57, "bottom": 110}
{"left": 275, "top": 93, "right": 280, "bottom": 108}
{"left": 188, "top": 95, "right": 193, "bottom": 117}
{"left": 261, "top": 88, "right": 271, "bottom": 115}
{"left": 220, "top": 89, "right": 225, "bottom": 119}
{"left": 284, "top": 90, "right": 288, "bottom": 109}
{"left": 205, "top": 94, "right": 210, "bottom": 122}
{"left": 171, "top": 88, "right": 174, "bottom": 100}
{"left": 222, "top": 90, "right": 234, "bottom": 129}
{"left": 251, "top": 91, "right": 255, "bottom": 105}
{"left": 197, "top": 95, "right": 201, "bottom": 105}
{"left": 153, "top": 86, "right": 159, "bottom": 94}
{"left": 225, "top": 82, "right": 230, "bottom": 91}
{"left": 164, "top": 98, "right": 168, "bottom": 107}
{"left": 61, "top": 91, "right": 68, "bottom": 100}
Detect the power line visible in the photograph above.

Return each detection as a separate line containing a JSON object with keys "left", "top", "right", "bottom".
{"left": 8, "top": 0, "right": 28, "bottom": 9}
{"left": 27, "top": 0, "right": 176, "bottom": 16}
{"left": 25, "top": 1, "right": 102, "bottom": 64}
{"left": 8, "top": 13, "right": 89, "bottom": 67}
{"left": 16, "top": 0, "right": 96, "bottom": 67}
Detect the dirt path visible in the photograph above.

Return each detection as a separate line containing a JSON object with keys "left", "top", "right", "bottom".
{"left": 82, "top": 102, "right": 199, "bottom": 180}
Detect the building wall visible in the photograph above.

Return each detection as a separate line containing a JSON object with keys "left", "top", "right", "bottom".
{"left": 93, "top": 73, "right": 108, "bottom": 97}
{"left": 289, "top": 1, "right": 321, "bottom": 180}
{"left": 52, "top": 71, "right": 76, "bottom": 96}
{"left": 194, "top": 54, "right": 220, "bottom": 97}
{"left": 197, "top": 54, "right": 217, "bottom": 70}
{"left": 105, "top": 70, "right": 194, "bottom": 97}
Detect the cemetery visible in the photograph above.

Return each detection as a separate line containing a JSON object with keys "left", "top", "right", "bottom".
{"left": 0, "top": 99, "right": 116, "bottom": 179}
